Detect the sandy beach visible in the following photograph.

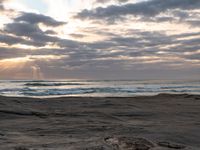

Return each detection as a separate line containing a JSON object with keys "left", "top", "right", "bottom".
{"left": 0, "top": 94, "right": 200, "bottom": 150}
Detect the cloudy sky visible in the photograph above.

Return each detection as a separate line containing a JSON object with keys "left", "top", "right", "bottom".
{"left": 0, "top": 0, "right": 199, "bottom": 80}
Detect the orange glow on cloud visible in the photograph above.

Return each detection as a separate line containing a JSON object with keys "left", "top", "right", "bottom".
{"left": 0, "top": 57, "right": 31, "bottom": 71}
{"left": 0, "top": 55, "right": 65, "bottom": 79}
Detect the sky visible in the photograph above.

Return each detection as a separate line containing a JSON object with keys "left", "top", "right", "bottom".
{"left": 0, "top": 0, "right": 200, "bottom": 80}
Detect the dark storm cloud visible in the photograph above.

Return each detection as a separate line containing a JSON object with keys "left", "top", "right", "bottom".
{"left": 76, "top": 0, "right": 200, "bottom": 20}
{"left": 14, "top": 12, "right": 66, "bottom": 27}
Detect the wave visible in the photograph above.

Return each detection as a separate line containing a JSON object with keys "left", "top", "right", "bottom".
{"left": 0, "top": 80, "right": 199, "bottom": 97}
{"left": 0, "top": 87, "right": 140, "bottom": 96}
{"left": 22, "top": 88, "right": 94, "bottom": 96}
{"left": 24, "top": 82, "right": 84, "bottom": 86}
{"left": 160, "top": 85, "right": 200, "bottom": 89}
{"left": 20, "top": 87, "right": 200, "bottom": 96}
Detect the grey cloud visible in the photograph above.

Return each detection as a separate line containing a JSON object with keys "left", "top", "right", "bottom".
{"left": 70, "top": 33, "right": 86, "bottom": 38}
{"left": 0, "top": 0, "right": 16, "bottom": 14}
{"left": 185, "top": 53, "right": 200, "bottom": 61}
{"left": 1, "top": 1, "right": 200, "bottom": 80}
{"left": 15, "top": 12, "right": 66, "bottom": 27}
{"left": 109, "top": 31, "right": 175, "bottom": 48}
{"left": 76, "top": 0, "right": 200, "bottom": 21}
{"left": 0, "top": 34, "right": 25, "bottom": 45}
{"left": 5, "top": 22, "right": 43, "bottom": 36}
{"left": 0, "top": 47, "right": 27, "bottom": 59}
{"left": 44, "top": 30, "right": 57, "bottom": 35}
{"left": 2, "top": 21, "right": 199, "bottom": 65}
{"left": 95, "top": 0, "right": 129, "bottom": 4}
{"left": 4, "top": 22, "right": 61, "bottom": 46}
{"left": 173, "top": 10, "right": 190, "bottom": 19}
{"left": 2, "top": 11, "right": 82, "bottom": 48}
{"left": 179, "top": 38, "right": 200, "bottom": 46}
{"left": 0, "top": 46, "right": 68, "bottom": 60}
{"left": 0, "top": 33, "right": 45, "bottom": 47}
{"left": 86, "top": 30, "right": 200, "bottom": 64}
{"left": 141, "top": 9, "right": 200, "bottom": 27}
{"left": 3, "top": 21, "right": 82, "bottom": 48}
{"left": 58, "top": 39, "right": 82, "bottom": 49}
{"left": 186, "top": 20, "right": 200, "bottom": 27}
{"left": 0, "top": 0, "right": 6, "bottom": 11}
{"left": 0, "top": 5, "right": 4, "bottom": 11}
{"left": 161, "top": 34, "right": 200, "bottom": 53}
{"left": 95, "top": 0, "right": 109, "bottom": 3}
{"left": 73, "top": 31, "right": 173, "bottom": 63}
{"left": 1, "top": 9, "right": 199, "bottom": 80}
{"left": 173, "top": 32, "right": 200, "bottom": 38}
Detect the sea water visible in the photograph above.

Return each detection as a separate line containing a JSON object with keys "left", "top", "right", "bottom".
{"left": 0, "top": 80, "right": 199, "bottom": 97}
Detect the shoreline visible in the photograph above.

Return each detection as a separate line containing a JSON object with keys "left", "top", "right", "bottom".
{"left": 0, "top": 94, "right": 200, "bottom": 149}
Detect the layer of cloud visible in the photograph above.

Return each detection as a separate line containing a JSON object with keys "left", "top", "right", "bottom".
{"left": 76, "top": 0, "right": 200, "bottom": 23}
{"left": 14, "top": 12, "right": 66, "bottom": 27}
{"left": 0, "top": 0, "right": 199, "bottom": 79}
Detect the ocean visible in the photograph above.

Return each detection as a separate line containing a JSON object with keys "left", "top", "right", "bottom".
{"left": 0, "top": 80, "right": 199, "bottom": 97}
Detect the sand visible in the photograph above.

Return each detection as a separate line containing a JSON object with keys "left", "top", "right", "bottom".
{"left": 0, "top": 94, "right": 200, "bottom": 150}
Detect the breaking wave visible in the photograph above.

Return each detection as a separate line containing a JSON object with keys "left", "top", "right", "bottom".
{"left": 0, "top": 80, "right": 199, "bottom": 97}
